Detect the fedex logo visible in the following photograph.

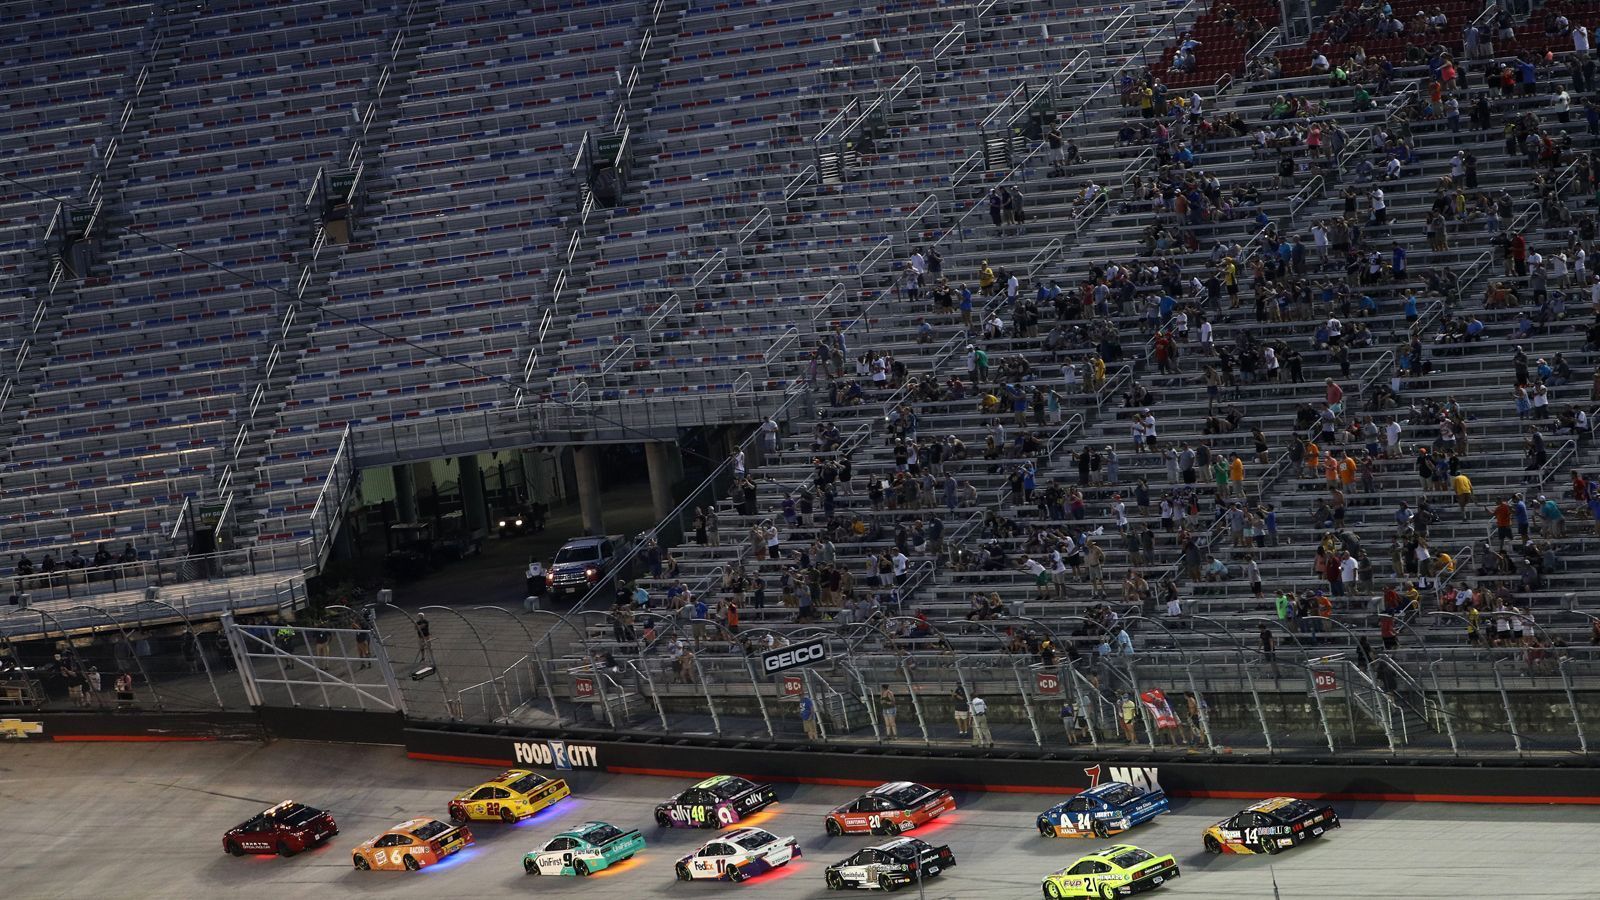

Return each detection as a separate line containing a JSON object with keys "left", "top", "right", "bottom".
{"left": 513, "top": 739, "right": 600, "bottom": 769}
{"left": 1084, "top": 764, "right": 1162, "bottom": 794}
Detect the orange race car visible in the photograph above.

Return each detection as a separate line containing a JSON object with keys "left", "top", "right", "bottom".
{"left": 447, "top": 768, "right": 570, "bottom": 823}
{"left": 824, "top": 782, "right": 956, "bottom": 836}
{"left": 351, "top": 818, "right": 473, "bottom": 872}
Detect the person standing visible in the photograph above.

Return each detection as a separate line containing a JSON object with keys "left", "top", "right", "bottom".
{"left": 414, "top": 614, "right": 431, "bottom": 661}
{"left": 970, "top": 694, "right": 993, "bottom": 747}
{"left": 1118, "top": 693, "right": 1139, "bottom": 743}
{"left": 800, "top": 694, "right": 819, "bottom": 741}
{"left": 879, "top": 685, "right": 898, "bottom": 740}
{"left": 952, "top": 685, "right": 970, "bottom": 737}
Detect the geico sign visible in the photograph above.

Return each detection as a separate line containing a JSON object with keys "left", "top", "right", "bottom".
{"left": 513, "top": 739, "right": 600, "bottom": 770}
{"left": 760, "top": 638, "right": 828, "bottom": 675}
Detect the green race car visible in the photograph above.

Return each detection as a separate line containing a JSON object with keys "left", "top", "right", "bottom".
{"left": 1042, "top": 845, "right": 1180, "bottom": 899}
{"left": 524, "top": 821, "right": 645, "bottom": 876}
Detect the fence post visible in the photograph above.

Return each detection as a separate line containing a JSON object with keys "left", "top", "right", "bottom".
{"left": 1014, "top": 659, "right": 1042, "bottom": 747}
{"left": 1122, "top": 657, "right": 1157, "bottom": 751}
{"left": 740, "top": 652, "right": 773, "bottom": 739}
{"left": 803, "top": 669, "right": 831, "bottom": 741}
{"left": 1184, "top": 667, "right": 1218, "bottom": 753}
{"left": 1492, "top": 657, "right": 1523, "bottom": 756}
{"left": 1065, "top": 662, "right": 1100, "bottom": 749}
{"left": 1427, "top": 659, "right": 1458, "bottom": 756}
{"left": 422, "top": 605, "right": 507, "bottom": 721}
{"left": 1237, "top": 657, "right": 1273, "bottom": 753}
{"left": 1558, "top": 657, "right": 1587, "bottom": 755}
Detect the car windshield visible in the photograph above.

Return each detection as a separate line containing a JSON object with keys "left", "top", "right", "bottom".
{"left": 506, "top": 773, "right": 547, "bottom": 794}
{"left": 884, "top": 784, "right": 929, "bottom": 805}
{"left": 270, "top": 803, "right": 317, "bottom": 825}
{"left": 555, "top": 545, "right": 601, "bottom": 563}
{"left": 410, "top": 821, "right": 452, "bottom": 841}
{"left": 1109, "top": 848, "right": 1154, "bottom": 869}
{"left": 1099, "top": 783, "right": 1140, "bottom": 805}
{"left": 584, "top": 824, "right": 623, "bottom": 845}
{"left": 707, "top": 777, "right": 752, "bottom": 799}
{"left": 732, "top": 830, "right": 776, "bottom": 850}
{"left": 885, "top": 840, "right": 929, "bottom": 861}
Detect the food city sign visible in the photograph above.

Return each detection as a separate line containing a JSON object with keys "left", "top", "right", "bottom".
{"left": 760, "top": 637, "right": 829, "bottom": 675}
{"left": 512, "top": 739, "right": 601, "bottom": 770}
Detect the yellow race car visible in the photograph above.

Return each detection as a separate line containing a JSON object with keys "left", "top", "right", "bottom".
{"left": 1041, "top": 845, "right": 1179, "bottom": 899}
{"left": 447, "top": 769, "right": 570, "bottom": 824}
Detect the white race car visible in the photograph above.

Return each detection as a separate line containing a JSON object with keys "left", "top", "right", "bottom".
{"left": 673, "top": 826, "right": 801, "bottom": 883}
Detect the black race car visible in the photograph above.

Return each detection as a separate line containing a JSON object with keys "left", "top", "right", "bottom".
{"left": 655, "top": 774, "right": 778, "bottom": 829}
{"left": 824, "top": 836, "right": 955, "bottom": 892}
{"left": 1203, "top": 797, "right": 1340, "bottom": 855}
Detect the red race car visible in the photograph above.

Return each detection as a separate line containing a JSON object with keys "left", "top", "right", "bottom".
{"left": 223, "top": 801, "right": 339, "bottom": 857}
{"left": 825, "top": 782, "right": 956, "bottom": 836}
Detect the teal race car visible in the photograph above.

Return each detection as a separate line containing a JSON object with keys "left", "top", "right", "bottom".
{"left": 523, "top": 821, "right": 646, "bottom": 876}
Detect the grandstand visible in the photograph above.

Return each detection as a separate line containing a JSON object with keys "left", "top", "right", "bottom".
{"left": 2, "top": 0, "right": 1600, "bottom": 751}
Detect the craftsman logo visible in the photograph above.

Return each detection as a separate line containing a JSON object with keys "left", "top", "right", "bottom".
{"left": 1085, "top": 765, "right": 1162, "bottom": 794}
{"left": 0, "top": 719, "right": 43, "bottom": 739}
{"left": 513, "top": 740, "right": 600, "bottom": 769}
{"left": 760, "top": 637, "right": 828, "bottom": 675}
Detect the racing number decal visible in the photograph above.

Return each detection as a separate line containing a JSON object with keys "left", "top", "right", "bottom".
{"left": 563, "top": 852, "right": 574, "bottom": 868}
{"left": 1244, "top": 828, "right": 1259, "bottom": 845}
{"left": 867, "top": 815, "right": 882, "bottom": 830}
{"left": 485, "top": 802, "right": 501, "bottom": 816}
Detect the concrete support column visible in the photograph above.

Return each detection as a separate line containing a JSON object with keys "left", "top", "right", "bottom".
{"left": 645, "top": 441, "right": 681, "bottom": 520}
{"left": 459, "top": 454, "right": 488, "bottom": 532}
{"left": 574, "top": 445, "right": 605, "bottom": 535}
{"left": 392, "top": 464, "right": 418, "bottom": 523}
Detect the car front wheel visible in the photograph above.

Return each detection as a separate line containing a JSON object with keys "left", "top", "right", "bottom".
{"left": 656, "top": 810, "right": 672, "bottom": 828}
{"left": 524, "top": 858, "right": 539, "bottom": 874}
{"left": 353, "top": 855, "right": 369, "bottom": 870}
{"left": 826, "top": 871, "right": 844, "bottom": 890}
{"left": 676, "top": 863, "right": 692, "bottom": 882}
{"left": 1044, "top": 880, "right": 1064, "bottom": 899}
{"left": 826, "top": 818, "right": 844, "bottom": 836}
{"left": 1204, "top": 835, "right": 1222, "bottom": 854}
{"left": 225, "top": 841, "right": 243, "bottom": 857}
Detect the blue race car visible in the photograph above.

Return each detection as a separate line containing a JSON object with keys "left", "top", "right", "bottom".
{"left": 1037, "top": 781, "right": 1170, "bottom": 838}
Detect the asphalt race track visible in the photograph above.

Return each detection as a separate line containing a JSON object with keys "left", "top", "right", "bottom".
{"left": 2, "top": 741, "right": 1593, "bottom": 899}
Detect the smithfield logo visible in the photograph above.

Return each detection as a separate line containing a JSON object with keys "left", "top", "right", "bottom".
{"left": 760, "top": 637, "right": 828, "bottom": 674}
{"left": 513, "top": 739, "right": 600, "bottom": 769}
{"left": 1085, "top": 764, "right": 1162, "bottom": 794}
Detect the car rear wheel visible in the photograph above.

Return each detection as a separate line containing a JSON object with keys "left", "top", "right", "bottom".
{"left": 449, "top": 808, "right": 467, "bottom": 823}
{"left": 353, "top": 855, "right": 369, "bottom": 870}
{"left": 825, "top": 818, "right": 844, "bottom": 836}
{"left": 675, "top": 863, "right": 692, "bottom": 882}
{"left": 225, "top": 841, "right": 243, "bottom": 857}
{"left": 500, "top": 808, "right": 517, "bottom": 824}
{"left": 277, "top": 840, "right": 297, "bottom": 858}
{"left": 728, "top": 867, "right": 745, "bottom": 883}
{"left": 1091, "top": 820, "right": 1109, "bottom": 839}
{"left": 574, "top": 860, "right": 590, "bottom": 877}
{"left": 826, "top": 871, "right": 845, "bottom": 890}
{"left": 1099, "top": 884, "right": 1115, "bottom": 900}
{"left": 1265, "top": 838, "right": 1283, "bottom": 855}
{"left": 403, "top": 855, "right": 420, "bottom": 871}
{"left": 524, "top": 858, "right": 539, "bottom": 874}
{"left": 879, "top": 874, "right": 899, "bottom": 892}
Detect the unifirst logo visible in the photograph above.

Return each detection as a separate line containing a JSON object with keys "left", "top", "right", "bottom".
{"left": 513, "top": 740, "right": 600, "bottom": 769}
{"left": 1085, "top": 764, "right": 1162, "bottom": 794}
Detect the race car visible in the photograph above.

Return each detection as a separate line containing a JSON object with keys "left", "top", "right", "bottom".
{"left": 1041, "top": 845, "right": 1179, "bottom": 898}
{"left": 673, "top": 826, "right": 800, "bottom": 882}
{"left": 351, "top": 818, "right": 473, "bottom": 871}
{"left": 222, "top": 801, "right": 338, "bottom": 856}
{"left": 655, "top": 774, "right": 778, "bottom": 829}
{"left": 823, "top": 836, "right": 955, "bottom": 892}
{"left": 524, "top": 821, "right": 646, "bottom": 876}
{"left": 825, "top": 782, "right": 956, "bottom": 836}
{"left": 1202, "top": 797, "right": 1340, "bottom": 855}
{"left": 447, "top": 768, "right": 570, "bottom": 823}
{"left": 1037, "top": 781, "right": 1169, "bottom": 838}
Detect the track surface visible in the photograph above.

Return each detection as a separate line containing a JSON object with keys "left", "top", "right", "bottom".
{"left": 2, "top": 741, "right": 1592, "bottom": 899}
